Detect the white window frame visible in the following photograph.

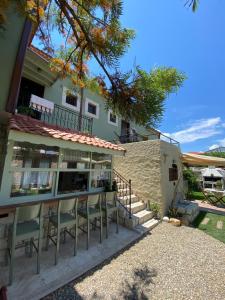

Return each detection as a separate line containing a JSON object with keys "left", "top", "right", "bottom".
{"left": 62, "top": 86, "right": 81, "bottom": 112}
{"left": 85, "top": 98, "right": 99, "bottom": 119}
{"left": 108, "top": 109, "right": 118, "bottom": 126}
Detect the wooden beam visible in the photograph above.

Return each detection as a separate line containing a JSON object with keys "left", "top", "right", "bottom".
{"left": 5, "top": 18, "right": 33, "bottom": 113}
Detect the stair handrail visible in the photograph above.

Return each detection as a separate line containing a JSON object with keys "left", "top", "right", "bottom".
{"left": 113, "top": 169, "right": 132, "bottom": 219}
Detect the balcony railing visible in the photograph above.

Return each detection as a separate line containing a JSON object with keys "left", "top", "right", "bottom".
{"left": 18, "top": 104, "right": 93, "bottom": 135}
{"left": 114, "top": 131, "right": 180, "bottom": 147}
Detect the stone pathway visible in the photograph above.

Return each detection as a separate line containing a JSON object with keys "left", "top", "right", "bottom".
{"left": 217, "top": 220, "right": 223, "bottom": 229}
{"left": 201, "top": 217, "right": 210, "bottom": 225}
{"left": 43, "top": 223, "right": 225, "bottom": 300}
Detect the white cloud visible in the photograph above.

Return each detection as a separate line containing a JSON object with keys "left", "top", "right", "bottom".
{"left": 165, "top": 117, "right": 222, "bottom": 144}
{"left": 208, "top": 138, "right": 225, "bottom": 150}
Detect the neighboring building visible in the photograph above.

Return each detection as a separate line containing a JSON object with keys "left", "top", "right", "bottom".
{"left": 206, "top": 147, "right": 225, "bottom": 154}
{"left": 201, "top": 167, "right": 225, "bottom": 190}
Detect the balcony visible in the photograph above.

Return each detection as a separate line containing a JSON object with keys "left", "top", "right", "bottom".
{"left": 116, "top": 132, "right": 180, "bottom": 147}
{"left": 17, "top": 103, "right": 93, "bottom": 135}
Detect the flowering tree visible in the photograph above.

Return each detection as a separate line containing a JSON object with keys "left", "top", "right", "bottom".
{"left": 0, "top": 0, "right": 186, "bottom": 127}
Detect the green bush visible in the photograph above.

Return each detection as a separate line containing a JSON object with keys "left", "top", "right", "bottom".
{"left": 183, "top": 169, "right": 200, "bottom": 192}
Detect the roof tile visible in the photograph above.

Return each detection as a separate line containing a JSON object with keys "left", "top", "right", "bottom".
{"left": 9, "top": 114, "right": 125, "bottom": 152}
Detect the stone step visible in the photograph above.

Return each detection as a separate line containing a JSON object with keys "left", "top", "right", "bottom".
{"left": 117, "top": 194, "right": 138, "bottom": 204}
{"left": 135, "top": 218, "right": 159, "bottom": 234}
{"left": 118, "top": 188, "right": 130, "bottom": 193}
{"left": 133, "top": 210, "right": 154, "bottom": 225}
{"left": 125, "top": 201, "right": 146, "bottom": 214}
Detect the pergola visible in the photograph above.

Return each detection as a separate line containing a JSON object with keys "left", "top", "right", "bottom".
{"left": 182, "top": 153, "right": 225, "bottom": 167}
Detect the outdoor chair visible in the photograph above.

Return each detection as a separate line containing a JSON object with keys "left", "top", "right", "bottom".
{"left": 7, "top": 203, "right": 43, "bottom": 285}
{"left": 102, "top": 191, "right": 119, "bottom": 238}
{"left": 78, "top": 194, "right": 103, "bottom": 250}
{"left": 46, "top": 198, "right": 78, "bottom": 265}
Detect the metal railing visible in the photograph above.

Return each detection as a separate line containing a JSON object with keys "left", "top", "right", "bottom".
{"left": 114, "top": 131, "right": 180, "bottom": 148}
{"left": 40, "top": 104, "right": 93, "bottom": 134}
{"left": 113, "top": 169, "right": 132, "bottom": 219}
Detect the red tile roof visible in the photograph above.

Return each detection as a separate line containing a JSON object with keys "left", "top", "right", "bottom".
{"left": 29, "top": 45, "right": 52, "bottom": 61}
{"left": 9, "top": 114, "right": 125, "bottom": 152}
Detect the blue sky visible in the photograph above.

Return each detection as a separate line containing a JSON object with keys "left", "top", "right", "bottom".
{"left": 116, "top": 0, "right": 225, "bottom": 153}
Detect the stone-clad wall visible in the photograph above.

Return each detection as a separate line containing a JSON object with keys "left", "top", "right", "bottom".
{"left": 113, "top": 140, "right": 183, "bottom": 216}
{"left": 113, "top": 140, "right": 163, "bottom": 205}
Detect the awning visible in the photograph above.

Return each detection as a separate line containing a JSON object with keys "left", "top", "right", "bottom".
{"left": 182, "top": 152, "right": 225, "bottom": 167}
{"left": 8, "top": 114, "right": 125, "bottom": 155}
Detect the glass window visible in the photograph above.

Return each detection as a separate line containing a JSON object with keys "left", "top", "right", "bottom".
{"left": 91, "top": 170, "right": 111, "bottom": 188}
{"left": 110, "top": 112, "right": 117, "bottom": 123}
{"left": 60, "top": 150, "right": 90, "bottom": 169}
{"left": 88, "top": 103, "right": 97, "bottom": 115}
{"left": 11, "top": 171, "right": 54, "bottom": 197}
{"left": 92, "top": 153, "right": 112, "bottom": 170}
{"left": 58, "top": 171, "right": 89, "bottom": 194}
{"left": 11, "top": 142, "right": 59, "bottom": 169}
{"left": 66, "top": 94, "right": 78, "bottom": 107}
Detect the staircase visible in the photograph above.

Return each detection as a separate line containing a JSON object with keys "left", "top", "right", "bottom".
{"left": 113, "top": 169, "right": 159, "bottom": 234}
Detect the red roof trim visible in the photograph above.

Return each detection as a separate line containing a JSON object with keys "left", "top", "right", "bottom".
{"left": 29, "top": 45, "right": 52, "bottom": 61}
{"left": 9, "top": 114, "right": 125, "bottom": 152}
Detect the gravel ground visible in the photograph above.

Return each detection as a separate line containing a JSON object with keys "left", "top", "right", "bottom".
{"left": 43, "top": 223, "right": 225, "bottom": 300}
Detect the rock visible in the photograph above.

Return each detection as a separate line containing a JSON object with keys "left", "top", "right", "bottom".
{"left": 162, "top": 216, "right": 169, "bottom": 222}
{"left": 169, "top": 218, "right": 181, "bottom": 227}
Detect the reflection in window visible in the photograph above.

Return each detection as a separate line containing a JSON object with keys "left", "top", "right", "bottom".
{"left": 91, "top": 153, "right": 112, "bottom": 170}
{"left": 58, "top": 171, "right": 89, "bottom": 194}
{"left": 12, "top": 142, "right": 59, "bottom": 169}
{"left": 91, "top": 170, "right": 111, "bottom": 188}
{"left": 60, "top": 150, "right": 90, "bottom": 169}
{"left": 11, "top": 171, "right": 54, "bottom": 197}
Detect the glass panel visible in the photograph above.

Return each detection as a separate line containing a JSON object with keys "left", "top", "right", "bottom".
{"left": 58, "top": 171, "right": 89, "bottom": 194}
{"left": 11, "top": 171, "right": 54, "bottom": 197}
{"left": 12, "top": 142, "right": 59, "bottom": 168}
{"left": 60, "top": 150, "right": 90, "bottom": 169}
{"left": 66, "top": 94, "right": 78, "bottom": 107}
{"left": 110, "top": 113, "right": 117, "bottom": 123}
{"left": 91, "top": 153, "right": 112, "bottom": 170}
{"left": 91, "top": 170, "right": 111, "bottom": 188}
{"left": 88, "top": 103, "right": 96, "bottom": 115}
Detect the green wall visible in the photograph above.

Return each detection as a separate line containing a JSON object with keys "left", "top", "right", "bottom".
{"left": 43, "top": 78, "right": 150, "bottom": 141}
{"left": 0, "top": 6, "right": 25, "bottom": 112}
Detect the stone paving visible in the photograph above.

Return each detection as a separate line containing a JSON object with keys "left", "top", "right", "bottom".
{"left": 43, "top": 223, "right": 225, "bottom": 300}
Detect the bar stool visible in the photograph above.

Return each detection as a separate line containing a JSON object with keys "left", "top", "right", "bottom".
{"left": 78, "top": 194, "right": 103, "bottom": 250}
{"left": 102, "top": 191, "right": 119, "bottom": 238}
{"left": 7, "top": 203, "right": 43, "bottom": 285}
{"left": 46, "top": 198, "right": 78, "bottom": 265}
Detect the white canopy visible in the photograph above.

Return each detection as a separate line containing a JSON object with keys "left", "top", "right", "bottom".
{"left": 182, "top": 153, "right": 225, "bottom": 167}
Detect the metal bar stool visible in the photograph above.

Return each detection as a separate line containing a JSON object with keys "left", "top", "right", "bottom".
{"left": 78, "top": 194, "right": 103, "bottom": 250}
{"left": 102, "top": 191, "right": 119, "bottom": 238}
{"left": 7, "top": 203, "right": 43, "bottom": 285}
{"left": 46, "top": 198, "right": 78, "bottom": 265}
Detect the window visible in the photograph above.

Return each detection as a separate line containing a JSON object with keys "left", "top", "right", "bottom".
{"left": 10, "top": 142, "right": 58, "bottom": 197}
{"left": 108, "top": 110, "right": 118, "bottom": 126}
{"left": 85, "top": 99, "right": 99, "bottom": 118}
{"left": 11, "top": 171, "right": 54, "bottom": 197}
{"left": 91, "top": 170, "right": 111, "bottom": 188}
{"left": 92, "top": 153, "right": 112, "bottom": 170}
{"left": 60, "top": 149, "right": 90, "bottom": 169}
{"left": 62, "top": 87, "right": 80, "bottom": 111}
{"left": 169, "top": 164, "right": 178, "bottom": 181}
{"left": 58, "top": 171, "right": 89, "bottom": 194}
{"left": 88, "top": 103, "right": 96, "bottom": 115}
{"left": 11, "top": 142, "right": 59, "bottom": 169}
{"left": 66, "top": 94, "right": 78, "bottom": 107}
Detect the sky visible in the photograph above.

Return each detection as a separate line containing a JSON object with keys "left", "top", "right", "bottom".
{"left": 116, "top": 0, "right": 225, "bottom": 153}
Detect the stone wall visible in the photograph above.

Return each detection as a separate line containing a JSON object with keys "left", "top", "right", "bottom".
{"left": 113, "top": 140, "right": 183, "bottom": 216}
